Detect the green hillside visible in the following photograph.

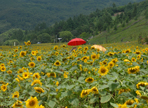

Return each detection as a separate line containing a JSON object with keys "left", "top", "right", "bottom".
{"left": 0, "top": 0, "right": 144, "bottom": 33}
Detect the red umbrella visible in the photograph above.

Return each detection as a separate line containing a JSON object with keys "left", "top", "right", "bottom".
{"left": 68, "top": 38, "right": 86, "bottom": 46}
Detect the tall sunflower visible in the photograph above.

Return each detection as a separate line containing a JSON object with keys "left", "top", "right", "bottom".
{"left": 33, "top": 73, "right": 41, "bottom": 79}
{"left": 85, "top": 77, "right": 94, "bottom": 83}
{"left": 98, "top": 65, "right": 109, "bottom": 76}
{"left": 91, "top": 53, "right": 98, "bottom": 61}
{"left": 1, "top": 83, "right": 9, "bottom": 92}
{"left": 136, "top": 82, "right": 148, "bottom": 89}
{"left": 91, "top": 86, "right": 99, "bottom": 94}
{"left": 12, "top": 100, "right": 23, "bottom": 108}
{"left": 54, "top": 46, "right": 58, "bottom": 50}
{"left": 31, "top": 79, "right": 42, "bottom": 86}
{"left": 22, "top": 72, "right": 30, "bottom": 79}
{"left": 46, "top": 72, "right": 56, "bottom": 78}
{"left": 20, "top": 51, "right": 26, "bottom": 57}
{"left": 37, "top": 56, "right": 42, "bottom": 61}
{"left": 31, "top": 51, "right": 37, "bottom": 56}
{"left": 107, "top": 61, "right": 114, "bottom": 69}
{"left": 28, "top": 62, "right": 35, "bottom": 68}
{"left": 34, "top": 87, "right": 44, "bottom": 93}
{"left": 54, "top": 60, "right": 61, "bottom": 66}
{"left": 18, "top": 69, "right": 24, "bottom": 74}
{"left": 80, "top": 90, "right": 89, "bottom": 98}
{"left": 12, "top": 91, "right": 19, "bottom": 98}
{"left": 1, "top": 66, "right": 6, "bottom": 72}
{"left": 26, "top": 97, "right": 39, "bottom": 108}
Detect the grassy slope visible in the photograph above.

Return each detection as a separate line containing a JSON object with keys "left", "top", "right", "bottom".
{"left": 88, "top": 15, "right": 148, "bottom": 44}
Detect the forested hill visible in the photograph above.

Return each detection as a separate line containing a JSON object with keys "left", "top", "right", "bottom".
{"left": 0, "top": 0, "right": 144, "bottom": 33}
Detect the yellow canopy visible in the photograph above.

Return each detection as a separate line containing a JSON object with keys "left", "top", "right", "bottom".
{"left": 91, "top": 45, "right": 106, "bottom": 52}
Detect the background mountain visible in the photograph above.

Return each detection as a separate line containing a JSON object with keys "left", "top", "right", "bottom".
{"left": 0, "top": 0, "right": 144, "bottom": 33}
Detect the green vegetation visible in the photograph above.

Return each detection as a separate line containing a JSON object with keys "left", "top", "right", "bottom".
{"left": 1, "top": 0, "right": 148, "bottom": 45}
{"left": 0, "top": 0, "right": 144, "bottom": 33}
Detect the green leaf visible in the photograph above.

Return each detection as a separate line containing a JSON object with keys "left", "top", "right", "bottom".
{"left": 101, "top": 94, "right": 112, "bottom": 103}
{"left": 48, "top": 100, "right": 56, "bottom": 108}
{"left": 89, "top": 97, "right": 98, "bottom": 104}
{"left": 99, "top": 85, "right": 109, "bottom": 90}
{"left": 69, "top": 98, "right": 79, "bottom": 107}
{"left": 110, "top": 102, "right": 118, "bottom": 107}
{"left": 59, "top": 91, "right": 68, "bottom": 100}
{"left": 109, "top": 82, "right": 119, "bottom": 91}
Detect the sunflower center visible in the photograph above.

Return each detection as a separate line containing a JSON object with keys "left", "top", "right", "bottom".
{"left": 50, "top": 73, "right": 55, "bottom": 76}
{"left": 101, "top": 68, "right": 106, "bottom": 73}
{"left": 29, "top": 100, "right": 35, "bottom": 106}
{"left": 56, "top": 62, "right": 59, "bottom": 65}
{"left": 87, "top": 78, "right": 93, "bottom": 81}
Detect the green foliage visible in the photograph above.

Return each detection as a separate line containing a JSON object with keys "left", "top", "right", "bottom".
{"left": 37, "top": 33, "right": 51, "bottom": 43}
{"left": 59, "top": 31, "right": 73, "bottom": 42}
{"left": 0, "top": 0, "right": 144, "bottom": 33}
{"left": 3, "top": 39, "right": 19, "bottom": 46}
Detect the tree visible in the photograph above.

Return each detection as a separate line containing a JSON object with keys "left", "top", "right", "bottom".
{"left": 59, "top": 31, "right": 73, "bottom": 42}
{"left": 37, "top": 33, "right": 51, "bottom": 43}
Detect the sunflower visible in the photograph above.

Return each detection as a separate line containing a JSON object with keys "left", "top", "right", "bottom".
{"left": 12, "top": 100, "right": 23, "bottom": 108}
{"left": 1, "top": 83, "right": 8, "bottom": 92}
{"left": 0, "top": 63, "right": 5, "bottom": 67}
{"left": 84, "top": 46, "right": 88, "bottom": 51}
{"left": 124, "top": 99, "right": 135, "bottom": 106}
{"left": 131, "top": 57, "right": 136, "bottom": 62}
{"left": 107, "top": 61, "right": 114, "bottom": 69}
{"left": 81, "top": 56, "right": 89, "bottom": 61}
{"left": 85, "top": 77, "right": 94, "bottom": 83}
{"left": 23, "top": 72, "right": 30, "bottom": 79}
{"left": 7, "top": 70, "right": 12, "bottom": 74}
{"left": 91, "top": 53, "right": 98, "bottom": 61}
{"left": 20, "top": 51, "right": 26, "bottom": 57}
{"left": 108, "top": 52, "right": 114, "bottom": 56}
{"left": 125, "top": 49, "right": 131, "bottom": 53}
{"left": 127, "top": 66, "right": 139, "bottom": 74}
{"left": 31, "top": 51, "right": 37, "bottom": 56}
{"left": 80, "top": 90, "right": 89, "bottom": 98}
{"left": 91, "top": 86, "right": 99, "bottom": 94}
{"left": 54, "top": 60, "right": 61, "bottom": 66}
{"left": 26, "top": 96, "right": 39, "bottom": 108}
{"left": 111, "top": 58, "right": 118, "bottom": 64}
{"left": 62, "top": 44, "right": 66, "bottom": 47}
{"left": 17, "top": 69, "right": 24, "bottom": 74}
{"left": 34, "top": 87, "right": 44, "bottom": 93}
{"left": 118, "top": 89, "right": 130, "bottom": 95}
{"left": 1, "top": 66, "right": 6, "bottom": 72}
{"left": 36, "top": 56, "right": 42, "bottom": 62}
{"left": 46, "top": 72, "right": 56, "bottom": 78}
{"left": 33, "top": 73, "right": 41, "bottom": 79}
{"left": 14, "top": 49, "right": 18, "bottom": 52}
{"left": 55, "top": 51, "right": 59, "bottom": 56}
{"left": 26, "top": 40, "right": 31, "bottom": 45}
{"left": 98, "top": 65, "right": 109, "bottom": 76}
{"left": 135, "top": 50, "right": 141, "bottom": 55}
{"left": 12, "top": 91, "right": 19, "bottom": 98}
{"left": 31, "top": 79, "right": 42, "bottom": 86}
{"left": 62, "top": 58, "right": 67, "bottom": 62}
{"left": 54, "top": 45, "right": 58, "bottom": 50}
{"left": 91, "top": 46, "right": 95, "bottom": 49}
{"left": 102, "top": 60, "right": 107, "bottom": 65}
{"left": 136, "top": 82, "right": 148, "bottom": 89}
{"left": 28, "top": 62, "right": 35, "bottom": 68}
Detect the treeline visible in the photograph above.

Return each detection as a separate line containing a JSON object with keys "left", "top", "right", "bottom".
{"left": 2, "top": 0, "right": 148, "bottom": 45}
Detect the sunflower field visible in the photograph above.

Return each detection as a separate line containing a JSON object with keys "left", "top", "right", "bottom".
{"left": 0, "top": 41, "right": 148, "bottom": 108}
